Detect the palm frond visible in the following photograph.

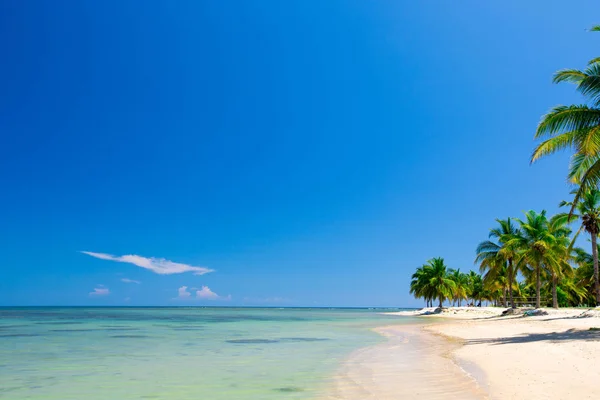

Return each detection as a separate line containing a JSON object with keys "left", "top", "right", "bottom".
{"left": 553, "top": 69, "right": 587, "bottom": 84}
{"left": 534, "top": 105, "right": 600, "bottom": 140}
{"left": 531, "top": 131, "right": 577, "bottom": 163}
{"left": 569, "top": 159, "right": 600, "bottom": 215}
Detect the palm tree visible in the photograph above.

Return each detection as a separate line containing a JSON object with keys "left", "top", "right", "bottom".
{"left": 410, "top": 266, "right": 434, "bottom": 307}
{"left": 467, "top": 271, "right": 483, "bottom": 305}
{"left": 481, "top": 258, "right": 508, "bottom": 307}
{"left": 420, "top": 258, "right": 456, "bottom": 308}
{"left": 448, "top": 269, "right": 469, "bottom": 306}
{"left": 531, "top": 26, "right": 600, "bottom": 211}
{"left": 559, "top": 188, "right": 600, "bottom": 305}
{"left": 505, "top": 210, "right": 559, "bottom": 308}
{"left": 546, "top": 215, "right": 574, "bottom": 308}
{"left": 574, "top": 246, "right": 599, "bottom": 306}
{"left": 475, "top": 218, "right": 520, "bottom": 308}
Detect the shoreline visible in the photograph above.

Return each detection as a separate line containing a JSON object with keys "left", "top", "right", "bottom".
{"left": 324, "top": 306, "right": 600, "bottom": 399}
{"left": 321, "top": 322, "right": 487, "bottom": 399}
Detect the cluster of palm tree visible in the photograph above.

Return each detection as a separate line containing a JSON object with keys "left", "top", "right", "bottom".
{"left": 410, "top": 25, "right": 600, "bottom": 309}
{"left": 475, "top": 202, "right": 599, "bottom": 309}
{"left": 409, "top": 258, "right": 489, "bottom": 308}
{"left": 411, "top": 194, "right": 600, "bottom": 309}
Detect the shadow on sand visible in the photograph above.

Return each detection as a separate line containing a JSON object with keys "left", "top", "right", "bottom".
{"left": 465, "top": 328, "right": 600, "bottom": 346}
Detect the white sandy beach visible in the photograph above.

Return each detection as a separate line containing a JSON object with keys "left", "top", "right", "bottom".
{"left": 425, "top": 307, "right": 600, "bottom": 399}
{"left": 327, "top": 307, "right": 600, "bottom": 399}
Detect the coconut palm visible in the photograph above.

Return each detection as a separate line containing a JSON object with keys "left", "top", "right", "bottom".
{"left": 505, "top": 210, "right": 560, "bottom": 308}
{"left": 448, "top": 269, "right": 469, "bottom": 306}
{"left": 546, "top": 215, "right": 574, "bottom": 308}
{"left": 531, "top": 26, "right": 600, "bottom": 210}
{"left": 409, "top": 266, "right": 434, "bottom": 307}
{"left": 475, "top": 218, "right": 521, "bottom": 308}
{"left": 420, "top": 258, "right": 456, "bottom": 308}
{"left": 559, "top": 188, "right": 600, "bottom": 305}
{"left": 481, "top": 258, "right": 508, "bottom": 307}
{"left": 574, "top": 246, "right": 599, "bottom": 306}
{"left": 467, "top": 271, "right": 483, "bottom": 305}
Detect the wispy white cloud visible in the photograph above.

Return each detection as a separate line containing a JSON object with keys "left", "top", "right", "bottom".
{"left": 81, "top": 251, "right": 214, "bottom": 276}
{"left": 175, "top": 285, "right": 230, "bottom": 301}
{"left": 89, "top": 286, "right": 110, "bottom": 297}
{"left": 121, "top": 278, "right": 141, "bottom": 284}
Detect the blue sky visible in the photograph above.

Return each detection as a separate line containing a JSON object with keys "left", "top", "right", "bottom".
{"left": 1, "top": 1, "right": 599, "bottom": 307}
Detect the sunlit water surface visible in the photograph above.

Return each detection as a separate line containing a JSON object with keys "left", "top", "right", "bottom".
{"left": 0, "top": 307, "right": 417, "bottom": 399}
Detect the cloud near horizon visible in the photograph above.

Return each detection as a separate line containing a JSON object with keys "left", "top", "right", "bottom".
{"left": 89, "top": 286, "right": 110, "bottom": 297}
{"left": 121, "top": 278, "right": 141, "bottom": 284}
{"left": 81, "top": 251, "right": 214, "bottom": 276}
{"left": 176, "top": 285, "right": 230, "bottom": 301}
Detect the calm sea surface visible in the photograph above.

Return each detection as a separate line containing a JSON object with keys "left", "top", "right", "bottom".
{"left": 0, "top": 307, "right": 416, "bottom": 399}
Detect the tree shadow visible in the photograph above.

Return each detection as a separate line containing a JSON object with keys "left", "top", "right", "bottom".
{"left": 465, "top": 328, "right": 600, "bottom": 346}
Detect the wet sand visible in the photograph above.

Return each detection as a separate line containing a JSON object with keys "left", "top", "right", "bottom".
{"left": 322, "top": 324, "right": 487, "bottom": 399}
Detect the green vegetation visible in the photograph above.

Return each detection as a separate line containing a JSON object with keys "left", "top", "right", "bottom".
{"left": 410, "top": 24, "right": 600, "bottom": 309}
{"left": 410, "top": 258, "right": 456, "bottom": 308}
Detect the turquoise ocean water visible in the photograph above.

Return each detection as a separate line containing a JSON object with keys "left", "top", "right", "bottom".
{"left": 0, "top": 307, "right": 415, "bottom": 399}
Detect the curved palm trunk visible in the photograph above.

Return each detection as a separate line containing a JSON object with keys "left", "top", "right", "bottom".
{"left": 508, "top": 260, "right": 515, "bottom": 309}
{"left": 593, "top": 233, "right": 600, "bottom": 306}
{"left": 438, "top": 295, "right": 443, "bottom": 308}
{"left": 536, "top": 266, "right": 541, "bottom": 309}
{"left": 552, "top": 274, "right": 558, "bottom": 309}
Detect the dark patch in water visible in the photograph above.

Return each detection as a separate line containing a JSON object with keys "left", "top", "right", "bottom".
{"left": 101, "top": 325, "right": 131, "bottom": 328}
{"left": 0, "top": 387, "right": 21, "bottom": 393}
{"left": 35, "top": 321, "right": 84, "bottom": 325}
{"left": 103, "top": 327, "right": 140, "bottom": 331}
{"left": 281, "top": 337, "right": 330, "bottom": 342}
{"left": 226, "top": 339, "right": 279, "bottom": 344}
{"left": 0, "top": 333, "right": 41, "bottom": 337}
{"left": 171, "top": 327, "right": 203, "bottom": 331}
{"left": 110, "top": 335, "right": 149, "bottom": 338}
{"left": 0, "top": 324, "right": 30, "bottom": 329}
{"left": 274, "top": 387, "right": 304, "bottom": 393}
{"left": 50, "top": 327, "right": 140, "bottom": 332}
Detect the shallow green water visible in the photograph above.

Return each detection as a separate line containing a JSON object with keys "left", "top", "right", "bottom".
{"left": 0, "top": 307, "right": 415, "bottom": 399}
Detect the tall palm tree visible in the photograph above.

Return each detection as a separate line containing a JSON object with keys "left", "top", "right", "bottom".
{"left": 559, "top": 188, "right": 600, "bottom": 305}
{"left": 505, "top": 210, "right": 559, "bottom": 308}
{"left": 480, "top": 258, "right": 508, "bottom": 307}
{"left": 574, "top": 246, "right": 599, "bottom": 306}
{"left": 475, "top": 218, "right": 520, "bottom": 308}
{"left": 422, "top": 258, "right": 456, "bottom": 308}
{"left": 410, "top": 266, "right": 434, "bottom": 307}
{"left": 546, "top": 215, "right": 574, "bottom": 308}
{"left": 531, "top": 26, "right": 600, "bottom": 210}
{"left": 448, "top": 269, "right": 469, "bottom": 306}
{"left": 467, "top": 271, "right": 483, "bottom": 305}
